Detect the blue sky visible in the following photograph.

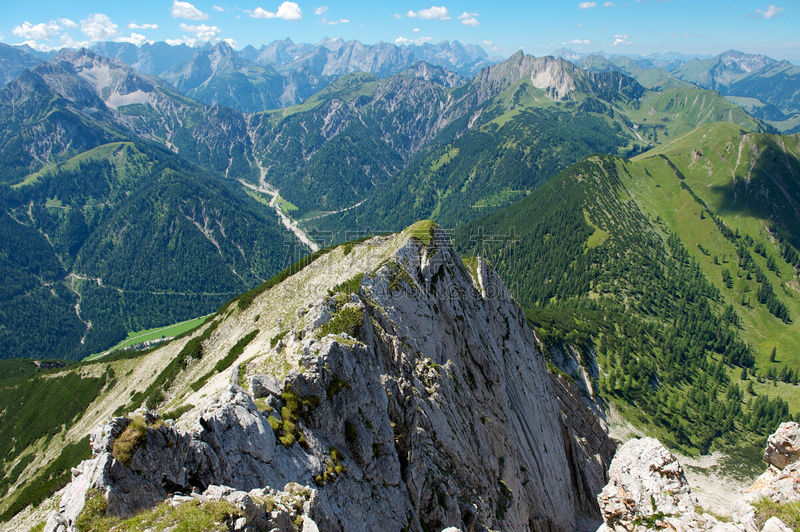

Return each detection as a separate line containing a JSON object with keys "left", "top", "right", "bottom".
{"left": 2, "top": 1, "right": 798, "bottom": 61}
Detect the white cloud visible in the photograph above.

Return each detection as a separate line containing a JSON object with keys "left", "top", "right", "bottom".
{"left": 213, "top": 5, "right": 226, "bottom": 12}
{"left": 754, "top": 5, "right": 783, "bottom": 19}
{"left": 60, "top": 34, "right": 89, "bottom": 48}
{"left": 481, "top": 40, "right": 493, "bottom": 46}
{"left": 275, "top": 1, "right": 303, "bottom": 19}
{"left": 612, "top": 33, "right": 631, "bottom": 46}
{"left": 250, "top": 2, "right": 303, "bottom": 20}
{"left": 179, "top": 22, "right": 221, "bottom": 41}
{"left": 563, "top": 38, "right": 591, "bottom": 45}
{"left": 328, "top": 18, "right": 350, "bottom": 25}
{"left": 413, "top": 27, "right": 420, "bottom": 32}
{"left": 578, "top": 2, "right": 597, "bottom": 9}
{"left": 81, "top": 13, "right": 118, "bottom": 41}
{"left": 314, "top": 6, "right": 328, "bottom": 16}
{"left": 115, "top": 32, "right": 148, "bottom": 46}
{"left": 59, "top": 18, "right": 78, "bottom": 29}
{"left": 407, "top": 6, "right": 451, "bottom": 20}
{"left": 12, "top": 21, "right": 61, "bottom": 40}
{"left": 171, "top": 0, "right": 209, "bottom": 20}
{"left": 395, "top": 35, "right": 433, "bottom": 45}
{"left": 250, "top": 7, "right": 274, "bottom": 18}
{"left": 18, "top": 39, "right": 56, "bottom": 51}
{"left": 603, "top": 1, "right": 615, "bottom": 6}
{"left": 458, "top": 11, "right": 479, "bottom": 26}
{"left": 223, "top": 37, "right": 237, "bottom": 47}
{"left": 393, "top": 13, "right": 402, "bottom": 19}
{"left": 129, "top": 22, "right": 158, "bottom": 30}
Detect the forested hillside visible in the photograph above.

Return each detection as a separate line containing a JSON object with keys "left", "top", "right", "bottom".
{"left": 311, "top": 67, "right": 766, "bottom": 238}
{"left": 454, "top": 123, "right": 800, "bottom": 456}
{"left": 0, "top": 142, "right": 298, "bottom": 359}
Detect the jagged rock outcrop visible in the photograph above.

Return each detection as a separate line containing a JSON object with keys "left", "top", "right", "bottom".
{"left": 44, "top": 226, "right": 614, "bottom": 532}
{"left": 598, "top": 423, "right": 800, "bottom": 532}
{"left": 732, "top": 422, "right": 800, "bottom": 532}
{"left": 763, "top": 421, "right": 800, "bottom": 469}
{"left": 596, "top": 437, "right": 723, "bottom": 531}
{"left": 550, "top": 374, "right": 616, "bottom": 528}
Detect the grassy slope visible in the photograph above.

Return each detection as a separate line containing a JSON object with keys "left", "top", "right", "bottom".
{"left": 621, "top": 122, "right": 800, "bottom": 394}
{"left": 621, "top": 88, "right": 765, "bottom": 142}
{"left": 454, "top": 123, "right": 800, "bottom": 455}
{"left": 11, "top": 142, "right": 137, "bottom": 189}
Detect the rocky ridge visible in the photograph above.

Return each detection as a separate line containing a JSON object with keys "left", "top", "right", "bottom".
{"left": 42, "top": 223, "right": 614, "bottom": 531}
{"left": 597, "top": 422, "right": 800, "bottom": 531}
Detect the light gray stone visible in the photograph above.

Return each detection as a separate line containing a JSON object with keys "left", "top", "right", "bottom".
{"left": 47, "top": 229, "right": 614, "bottom": 532}
{"left": 764, "top": 422, "right": 800, "bottom": 469}
{"left": 250, "top": 374, "right": 282, "bottom": 398}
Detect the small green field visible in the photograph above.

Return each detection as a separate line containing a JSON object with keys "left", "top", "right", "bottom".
{"left": 84, "top": 315, "right": 209, "bottom": 361}
{"left": 245, "top": 189, "right": 298, "bottom": 215}
{"left": 275, "top": 194, "right": 298, "bottom": 213}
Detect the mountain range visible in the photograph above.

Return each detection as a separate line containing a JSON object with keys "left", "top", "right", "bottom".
{"left": 0, "top": 35, "right": 800, "bottom": 531}
{"left": 0, "top": 42, "right": 775, "bottom": 359}
{"left": 557, "top": 48, "right": 800, "bottom": 133}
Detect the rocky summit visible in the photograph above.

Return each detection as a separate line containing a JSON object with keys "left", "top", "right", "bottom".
{"left": 40, "top": 223, "right": 613, "bottom": 532}
{"left": 597, "top": 421, "right": 800, "bottom": 531}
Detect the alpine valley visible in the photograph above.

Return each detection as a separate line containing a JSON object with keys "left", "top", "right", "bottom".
{"left": 0, "top": 33, "right": 800, "bottom": 532}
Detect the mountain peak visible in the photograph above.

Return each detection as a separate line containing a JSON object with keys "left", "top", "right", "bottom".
{"left": 41, "top": 223, "right": 613, "bottom": 530}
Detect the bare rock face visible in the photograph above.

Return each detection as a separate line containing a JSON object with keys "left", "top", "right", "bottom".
{"left": 760, "top": 517, "right": 793, "bottom": 532}
{"left": 764, "top": 421, "right": 800, "bottom": 469}
{"left": 598, "top": 437, "right": 698, "bottom": 530}
{"left": 732, "top": 421, "right": 800, "bottom": 531}
{"left": 45, "top": 228, "right": 614, "bottom": 531}
{"left": 598, "top": 422, "right": 800, "bottom": 532}
{"left": 550, "top": 373, "right": 615, "bottom": 526}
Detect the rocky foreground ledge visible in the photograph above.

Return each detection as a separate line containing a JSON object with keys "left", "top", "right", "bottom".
{"left": 597, "top": 421, "right": 800, "bottom": 531}
{"left": 42, "top": 225, "right": 614, "bottom": 532}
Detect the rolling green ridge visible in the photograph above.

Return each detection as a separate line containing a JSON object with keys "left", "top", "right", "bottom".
{"left": 311, "top": 78, "right": 767, "bottom": 239}
{"left": 454, "top": 124, "right": 800, "bottom": 454}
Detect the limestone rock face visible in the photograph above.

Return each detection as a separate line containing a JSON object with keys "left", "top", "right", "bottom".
{"left": 598, "top": 422, "right": 800, "bottom": 532}
{"left": 45, "top": 228, "right": 614, "bottom": 532}
{"left": 732, "top": 421, "right": 800, "bottom": 532}
{"left": 550, "top": 373, "right": 615, "bottom": 526}
{"left": 597, "top": 437, "right": 706, "bottom": 531}
{"left": 764, "top": 421, "right": 800, "bottom": 469}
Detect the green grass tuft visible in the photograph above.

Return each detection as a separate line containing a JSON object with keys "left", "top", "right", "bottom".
{"left": 405, "top": 220, "right": 436, "bottom": 246}
{"left": 319, "top": 307, "right": 364, "bottom": 338}
{"left": 76, "top": 494, "right": 242, "bottom": 532}
{"left": 330, "top": 273, "right": 364, "bottom": 297}
{"left": 190, "top": 330, "right": 259, "bottom": 392}
{"left": 753, "top": 498, "right": 800, "bottom": 530}
{"left": 111, "top": 417, "right": 149, "bottom": 467}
